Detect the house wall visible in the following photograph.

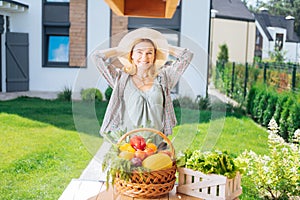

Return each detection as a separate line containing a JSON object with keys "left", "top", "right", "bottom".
{"left": 180, "top": 0, "right": 210, "bottom": 98}
{"left": 1, "top": 0, "right": 210, "bottom": 98}
{"left": 255, "top": 20, "right": 270, "bottom": 60}
{"left": 256, "top": 22, "right": 299, "bottom": 63}
{"left": 285, "top": 42, "right": 300, "bottom": 63}
{"left": 210, "top": 18, "right": 256, "bottom": 65}
{"left": 1, "top": 0, "right": 110, "bottom": 93}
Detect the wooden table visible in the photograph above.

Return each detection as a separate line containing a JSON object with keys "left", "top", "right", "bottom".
{"left": 87, "top": 181, "right": 201, "bottom": 200}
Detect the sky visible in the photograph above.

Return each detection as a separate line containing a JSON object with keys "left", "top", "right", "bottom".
{"left": 48, "top": 36, "right": 69, "bottom": 62}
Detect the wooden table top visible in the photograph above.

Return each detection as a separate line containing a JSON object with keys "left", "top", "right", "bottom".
{"left": 87, "top": 181, "right": 201, "bottom": 200}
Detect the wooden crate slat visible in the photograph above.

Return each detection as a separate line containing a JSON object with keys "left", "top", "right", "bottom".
{"left": 177, "top": 168, "right": 242, "bottom": 200}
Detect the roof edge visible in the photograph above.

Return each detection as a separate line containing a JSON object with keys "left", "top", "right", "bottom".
{"left": 1, "top": 0, "right": 29, "bottom": 8}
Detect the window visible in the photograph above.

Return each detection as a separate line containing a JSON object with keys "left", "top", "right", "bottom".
{"left": 275, "top": 33, "right": 284, "bottom": 51}
{"left": 48, "top": 36, "right": 69, "bottom": 62}
{"left": 42, "top": 0, "right": 69, "bottom": 67}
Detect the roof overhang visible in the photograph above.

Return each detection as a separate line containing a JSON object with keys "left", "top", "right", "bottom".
{"left": 0, "top": 0, "right": 28, "bottom": 13}
{"left": 104, "top": 0, "right": 180, "bottom": 18}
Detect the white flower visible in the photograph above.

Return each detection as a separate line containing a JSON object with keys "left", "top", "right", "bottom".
{"left": 263, "top": 166, "right": 269, "bottom": 173}
{"left": 292, "top": 129, "right": 300, "bottom": 143}
{"left": 268, "top": 118, "right": 279, "bottom": 134}
{"left": 281, "top": 147, "right": 288, "bottom": 153}
{"left": 290, "top": 167, "right": 297, "bottom": 173}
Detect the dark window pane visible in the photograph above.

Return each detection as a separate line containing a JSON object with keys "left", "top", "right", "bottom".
{"left": 48, "top": 36, "right": 69, "bottom": 62}
{"left": 47, "top": 0, "right": 69, "bottom": 2}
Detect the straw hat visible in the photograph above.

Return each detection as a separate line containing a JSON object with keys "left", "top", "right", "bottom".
{"left": 117, "top": 28, "right": 169, "bottom": 68}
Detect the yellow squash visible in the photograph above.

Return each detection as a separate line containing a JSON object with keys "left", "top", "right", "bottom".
{"left": 142, "top": 153, "right": 172, "bottom": 171}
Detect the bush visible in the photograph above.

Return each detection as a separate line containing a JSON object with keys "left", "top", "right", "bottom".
{"left": 246, "top": 86, "right": 257, "bottom": 115}
{"left": 273, "top": 93, "right": 289, "bottom": 124}
{"left": 287, "top": 102, "right": 300, "bottom": 142}
{"left": 197, "top": 96, "right": 210, "bottom": 110}
{"left": 262, "top": 91, "right": 278, "bottom": 126}
{"left": 173, "top": 96, "right": 199, "bottom": 110}
{"left": 104, "top": 86, "right": 113, "bottom": 101}
{"left": 80, "top": 88, "right": 103, "bottom": 101}
{"left": 251, "top": 88, "right": 265, "bottom": 122}
{"left": 237, "top": 119, "right": 300, "bottom": 199}
{"left": 57, "top": 86, "right": 72, "bottom": 101}
{"left": 256, "top": 91, "right": 270, "bottom": 124}
{"left": 279, "top": 97, "right": 294, "bottom": 140}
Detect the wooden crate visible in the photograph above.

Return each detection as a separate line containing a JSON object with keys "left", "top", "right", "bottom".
{"left": 177, "top": 168, "right": 242, "bottom": 200}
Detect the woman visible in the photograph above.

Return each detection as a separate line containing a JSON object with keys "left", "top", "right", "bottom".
{"left": 92, "top": 28, "right": 193, "bottom": 143}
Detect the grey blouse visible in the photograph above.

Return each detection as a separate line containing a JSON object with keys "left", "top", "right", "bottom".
{"left": 121, "top": 77, "right": 164, "bottom": 143}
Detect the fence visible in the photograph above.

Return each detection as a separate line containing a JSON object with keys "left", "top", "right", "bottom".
{"left": 214, "top": 61, "right": 300, "bottom": 104}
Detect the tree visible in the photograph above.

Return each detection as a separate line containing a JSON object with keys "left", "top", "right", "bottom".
{"left": 217, "top": 44, "right": 229, "bottom": 63}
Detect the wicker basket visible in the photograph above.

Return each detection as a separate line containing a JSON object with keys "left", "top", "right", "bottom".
{"left": 114, "top": 128, "right": 177, "bottom": 198}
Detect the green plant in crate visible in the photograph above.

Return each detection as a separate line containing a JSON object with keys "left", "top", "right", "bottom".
{"left": 177, "top": 150, "right": 241, "bottom": 179}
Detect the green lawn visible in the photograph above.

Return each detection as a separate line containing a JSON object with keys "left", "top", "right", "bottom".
{"left": 0, "top": 97, "right": 268, "bottom": 199}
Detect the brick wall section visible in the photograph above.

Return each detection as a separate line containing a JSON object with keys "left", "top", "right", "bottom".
{"left": 69, "top": 0, "right": 87, "bottom": 67}
{"left": 111, "top": 12, "right": 128, "bottom": 68}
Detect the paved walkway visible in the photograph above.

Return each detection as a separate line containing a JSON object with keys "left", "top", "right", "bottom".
{"left": 0, "top": 91, "right": 59, "bottom": 101}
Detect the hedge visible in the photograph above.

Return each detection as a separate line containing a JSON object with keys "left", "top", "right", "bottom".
{"left": 247, "top": 84, "right": 300, "bottom": 142}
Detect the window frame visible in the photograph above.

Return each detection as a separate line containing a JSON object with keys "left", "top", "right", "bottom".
{"left": 42, "top": 0, "right": 70, "bottom": 68}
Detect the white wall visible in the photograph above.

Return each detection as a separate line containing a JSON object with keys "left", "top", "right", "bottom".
{"left": 285, "top": 42, "right": 300, "bottom": 63}
{"left": 180, "top": 0, "right": 210, "bottom": 98}
{"left": 5, "top": 0, "right": 110, "bottom": 93}
{"left": 72, "top": 0, "right": 111, "bottom": 97}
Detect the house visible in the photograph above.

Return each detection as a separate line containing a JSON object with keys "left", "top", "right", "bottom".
{"left": 210, "top": 0, "right": 256, "bottom": 65}
{"left": 254, "top": 8, "right": 300, "bottom": 63}
{"left": 0, "top": 0, "right": 211, "bottom": 100}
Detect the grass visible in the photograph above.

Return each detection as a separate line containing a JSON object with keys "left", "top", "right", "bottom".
{"left": 0, "top": 113, "right": 94, "bottom": 199}
{"left": 0, "top": 97, "right": 268, "bottom": 199}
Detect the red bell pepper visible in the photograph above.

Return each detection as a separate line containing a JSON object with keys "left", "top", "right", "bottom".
{"left": 130, "top": 135, "right": 146, "bottom": 151}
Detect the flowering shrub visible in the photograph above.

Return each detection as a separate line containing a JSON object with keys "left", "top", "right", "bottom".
{"left": 236, "top": 118, "right": 300, "bottom": 199}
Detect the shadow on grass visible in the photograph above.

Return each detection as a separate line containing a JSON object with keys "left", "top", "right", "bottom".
{"left": 0, "top": 97, "right": 107, "bottom": 135}
{"left": 0, "top": 96, "right": 245, "bottom": 135}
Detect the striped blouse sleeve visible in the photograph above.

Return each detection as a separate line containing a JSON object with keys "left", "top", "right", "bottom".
{"left": 164, "top": 49, "right": 193, "bottom": 90}
{"left": 91, "top": 50, "right": 120, "bottom": 88}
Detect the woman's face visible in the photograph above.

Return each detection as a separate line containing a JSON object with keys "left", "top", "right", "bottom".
{"left": 131, "top": 41, "right": 155, "bottom": 70}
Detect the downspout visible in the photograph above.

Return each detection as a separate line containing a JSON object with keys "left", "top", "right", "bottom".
{"left": 296, "top": 42, "right": 299, "bottom": 63}
{"left": 206, "top": 0, "right": 213, "bottom": 98}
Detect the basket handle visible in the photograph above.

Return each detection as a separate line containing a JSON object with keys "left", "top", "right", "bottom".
{"left": 117, "top": 128, "right": 175, "bottom": 158}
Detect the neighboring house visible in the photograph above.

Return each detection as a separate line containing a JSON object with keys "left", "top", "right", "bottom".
{"left": 210, "top": 0, "right": 256, "bottom": 65}
{"left": 0, "top": 0, "right": 211, "bottom": 99}
{"left": 255, "top": 8, "right": 300, "bottom": 63}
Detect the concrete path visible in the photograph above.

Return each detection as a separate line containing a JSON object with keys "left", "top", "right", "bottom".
{"left": 0, "top": 91, "right": 59, "bottom": 101}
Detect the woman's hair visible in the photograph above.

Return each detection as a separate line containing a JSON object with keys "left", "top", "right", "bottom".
{"left": 123, "top": 38, "right": 161, "bottom": 78}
